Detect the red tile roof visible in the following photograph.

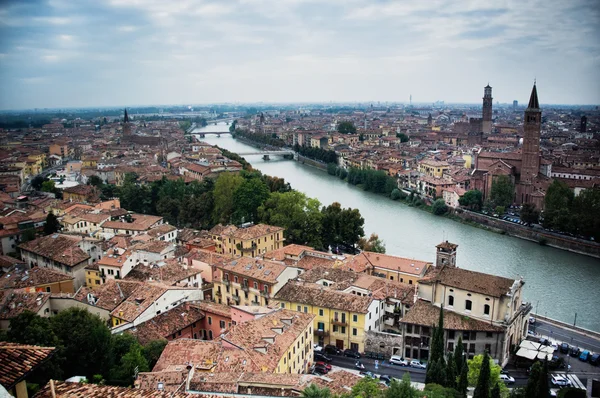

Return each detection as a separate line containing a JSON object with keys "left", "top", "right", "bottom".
{"left": 0, "top": 343, "right": 56, "bottom": 389}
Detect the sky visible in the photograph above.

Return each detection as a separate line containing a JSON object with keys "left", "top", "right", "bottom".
{"left": 0, "top": 0, "right": 599, "bottom": 110}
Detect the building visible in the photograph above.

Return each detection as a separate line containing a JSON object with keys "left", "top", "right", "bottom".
{"left": 62, "top": 185, "right": 99, "bottom": 203}
{"left": 211, "top": 223, "right": 285, "bottom": 258}
{"left": 399, "top": 241, "right": 531, "bottom": 367}
{"left": 418, "top": 160, "right": 449, "bottom": 178}
{"left": 349, "top": 251, "right": 431, "bottom": 285}
{"left": 100, "top": 214, "right": 164, "bottom": 237}
{"left": 482, "top": 84, "right": 493, "bottom": 134}
{"left": 34, "top": 381, "right": 193, "bottom": 398}
{"left": 122, "top": 108, "right": 131, "bottom": 137}
{"left": 0, "top": 343, "right": 56, "bottom": 398}
{"left": 0, "top": 267, "right": 74, "bottom": 293}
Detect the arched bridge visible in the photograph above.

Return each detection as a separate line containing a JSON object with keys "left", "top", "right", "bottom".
{"left": 236, "top": 150, "right": 295, "bottom": 160}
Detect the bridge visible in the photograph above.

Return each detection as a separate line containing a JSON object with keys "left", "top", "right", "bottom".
{"left": 236, "top": 150, "right": 295, "bottom": 160}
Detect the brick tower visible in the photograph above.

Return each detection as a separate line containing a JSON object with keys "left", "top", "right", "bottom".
{"left": 521, "top": 83, "right": 541, "bottom": 184}
{"left": 123, "top": 108, "right": 131, "bottom": 137}
{"left": 482, "top": 84, "right": 493, "bottom": 133}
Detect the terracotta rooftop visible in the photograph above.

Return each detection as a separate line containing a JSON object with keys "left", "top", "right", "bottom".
{"left": 18, "top": 234, "right": 90, "bottom": 267}
{"left": 0, "top": 343, "right": 56, "bottom": 390}
{"left": 111, "top": 284, "right": 169, "bottom": 323}
{"left": 0, "top": 290, "right": 50, "bottom": 320}
{"left": 399, "top": 299, "right": 504, "bottom": 332}
{"left": 147, "top": 224, "right": 177, "bottom": 238}
{"left": 124, "top": 260, "right": 201, "bottom": 286}
{"left": 300, "top": 368, "right": 367, "bottom": 395}
{"left": 191, "top": 301, "right": 232, "bottom": 318}
{"left": 0, "top": 267, "right": 74, "bottom": 290}
{"left": 0, "top": 255, "right": 25, "bottom": 270}
{"left": 33, "top": 381, "right": 194, "bottom": 397}
{"left": 74, "top": 280, "right": 141, "bottom": 311}
{"left": 229, "top": 223, "right": 284, "bottom": 240}
{"left": 347, "top": 251, "right": 430, "bottom": 276}
{"left": 436, "top": 241, "right": 458, "bottom": 250}
{"left": 177, "top": 228, "right": 208, "bottom": 243}
{"left": 274, "top": 281, "right": 372, "bottom": 313}
{"left": 128, "top": 303, "right": 205, "bottom": 345}
{"left": 217, "top": 257, "right": 286, "bottom": 284}
{"left": 420, "top": 265, "right": 518, "bottom": 298}
{"left": 102, "top": 214, "right": 163, "bottom": 231}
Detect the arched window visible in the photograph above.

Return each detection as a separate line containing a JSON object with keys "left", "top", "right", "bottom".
{"left": 448, "top": 295, "right": 454, "bottom": 306}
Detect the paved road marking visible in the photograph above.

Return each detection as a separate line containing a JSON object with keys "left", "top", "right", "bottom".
{"left": 553, "top": 373, "right": 585, "bottom": 389}
{"left": 535, "top": 325, "right": 600, "bottom": 351}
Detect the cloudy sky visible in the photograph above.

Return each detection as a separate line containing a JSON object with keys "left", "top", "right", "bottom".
{"left": 0, "top": 0, "right": 598, "bottom": 109}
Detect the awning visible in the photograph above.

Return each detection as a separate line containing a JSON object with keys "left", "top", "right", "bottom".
{"left": 515, "top": 340, "right": 553, "bottom": 361}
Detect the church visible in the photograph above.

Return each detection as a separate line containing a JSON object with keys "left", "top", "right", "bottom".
{"left": 470, "top": 84, "right": 550, "bottom": 209}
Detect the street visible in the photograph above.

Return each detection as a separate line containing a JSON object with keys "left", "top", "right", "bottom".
{"left": 532, "top": 319, "right": 600, "bottom": 354}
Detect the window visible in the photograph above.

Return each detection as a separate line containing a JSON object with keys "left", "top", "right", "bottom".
{"left": 209, "top": 330, "right": 213, "bottom": 339}
{"left": 333, "top": 325, "right": 338, "bottom": 333}
{"left": 304, "top": 306, "right": 308, "bottom": 313}
{"left": 353, "top": 314, "right": 358, "bottom": 322}
{"left": 352, "top": 328, "right": 357, "bottom": 336}
{"left": 448, "top": 342, "right": 454, "bottom": 351}
{"left": 448, "top": 295, "right": 454, "bottom": 306}
{"left": 220, "top": 320, "right": 225, "bottom": 328}
{"left": 280, "top": 303, "right": 285, "bottom": 309}
{"left": 341, "top": 326, "right": 346, "bottom": 334}
{"left": 448, "top": 330, "right": 455, "bottom": 339}
{"left": 234, "top": 276, "right": 238, "bottom": 283}
{"left": 409, "top": 280, "right": 413, "bottom": 285}
{"left": 486, "top": 332, "right": 493, "bottom": 338}
{"left": 406, "top": 324, "right": 412, "bottom": 334}
{"left": 317, "top": 322, "right": 325, "bottom": 330}
{"left": 465, "top": 300, "right": 472, "bottom": 311}
{"left": 46, "top": 287, "right": 51, "bottom": 292}
{"left": 253, "top": 282, "right": 258, "bottom": 289}
{"left": 208, "top": 317, "right": 212, "bottom": 325}
{"left": 484, "top": 304, "right": 490, "bottom": 315}
{"left": 297, "top": 305, "right": 301, "bottom": 312}
{"left": 319, "top": 309, "right": 324, "bottom": 316}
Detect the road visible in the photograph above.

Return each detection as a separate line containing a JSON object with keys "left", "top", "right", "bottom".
{"left": 21, "top": 164, "right": 63, "bottom": 192}
{"left": 532, "top": 319, "right": 600, "bottom": 353}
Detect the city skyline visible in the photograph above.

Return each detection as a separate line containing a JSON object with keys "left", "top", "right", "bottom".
{"left": 1, "top": 0, "right": 599, "bottom": 109}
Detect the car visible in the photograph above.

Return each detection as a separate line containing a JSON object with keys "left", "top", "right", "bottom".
{"left": 550, "top": 342, "right": 559, "bottom": 352}
{"left": 499, "top": 374, "right": 515, "bottom": 384}
{"left": 389, "top": 355, "right": 409, "bottom": 366}
{"left": 315, "top": 361, "right": 332, "bottom": 371}
{"left": 539, "top": 338, "right": 550, "bottom": 346}
{"left": 314, "top": 352, "right": 332, "bottom": 363}
{"left": 529, "top": 316, "right": 536, "bottom": 324}
{"left": 379, "top": 375, "right": 392, "bottom": 384}
{"left": 343, "top": 349, "right": 361, "bottom": 359}
{"left": 527, "top": 330, "right": 536, "bottom": 336}
{"left": 360, "top": 371, "right": 374, "bottom": 378}
{"left": 580, "top": 350, "right": 590, "bottom": 361}
{"left": 551, "top": 375, "right": 572, "bottom": 387}
{"left": 324, "top": 345, "right": 341, "bottom": 355}
{"left": 560, "top": 343, "right": 569, "bottom": 354}
{"left": 410, "top": 360, "right": 426, "bottom": 369}
{"left": 313, "top": 344, "right": 323, "bottom": 352}
{"left": 590, "top": 353, "right": 600, "bottom": 366}
{"left": 312, "top": 364, "right": 329, "bottom": 375}
{"left": 570, "top": 347, "right": 581, "bottom": 357}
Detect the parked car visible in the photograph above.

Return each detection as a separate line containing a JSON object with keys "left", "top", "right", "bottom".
{"left": 539, "top": 337, "right": 549, "bottom": 346}
{"left": 343, "top": 349, "right": 361, "bottom": 359}
{"left": 314, "top": 352, "right": 332, "bottom": 363}
{"left": 560, "top": 343, "right": 569, "bottom": 354}
{"left": 570, "top": 347, "right": 581, "bottom": 357}
{"left": 315, "top": 361, "right": 332, "bottom": 371}
{"left": 410, "top": 360, "right": 427, "bottom": 369}
{"left": 312, "top": 364, "right": 329, "bottom": 375}
{"left": 590, "top": 353, "right": 600, "bottom": 366}
{"left": 389, "top": 355, "right": 409, "bottom": 366}
{"left": 580, "top": 350, "right": 590, "bottom": 361}
{"left": 551, "top": 375, "right": 572, "bottom": 387}
{"left": 550, "top": 341, "right": 559, "bottom": 352}
{"left": 529, "top": 316, "right": 536, "bottom": 324}
{"left": 499, "top": 374, "right": 515, "bottom": 384}
{"left": 379, "top": 375, "right": 392, "bottom": 384}
{"left": 324, "top": 345, "right": 341, "bottom": 355}
{"left": 360, "top": 371, "right": 374, "bottom": 378}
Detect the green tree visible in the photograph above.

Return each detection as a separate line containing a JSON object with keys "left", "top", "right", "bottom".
{"left": 390, "top": 188, "right": 403, "bottom": 200}
{"left": 569, "top": 188, "right": 600, "bottom": 240}
{"left": 301, "top": 384, "right": 332, "bottom": 398}
{"left": 453, "top": 336, "right": 464, "bottom": 373}
{"left": 432, "top": 199, "right": 449, "bottom": 215}
{"left": 233, "top": 177, "right": 270, "bottom": 224}
{"left": 446, "top": 353, "right": 457, "bottom": 389}
{"left": 258, "top": 191, "right": 323, "bottom": 248}
{"left": 426, "top": 306, "right": 446, "bottom": 386}
{"left": 143, "top": 340, "right": 168, "bottom": 370}
{"left": 31, "top": 175, "right": 46, "bottom": 190}
{"left": 337, "top": 121, "right": 357, "bottom": 135}
{"left": 385, "top": 373, "right": 417, "bottom": 398}
{"left": 50, "top": 308, "right": 113, "bottom": 379}
{"left": 491, "top": 383, "right": 501, "bottom": 398}
{"left": 8, "top": 311, "right": 59, "bottom": 347}
{"left": 543, "top": 180, "right": 574, "bottom": 230}
{"left": 41, "top": 180, "right": 56, "bottom": 192}
{"left": 489, "top": 175, "right": 514, "bottom": 208}
{"left": 110, "top": 344, "right": 149, "bottom": 385}
{"left": 43, "top": 212, "right": 61, "bottom": 235}
{"left": 473, "top": 351, "right": 491, "bottom": 398}
{"left": 357, "top": 233, "right": 386, "bottom": 253}
{"left": 459, "top": 190, "right": 483, "bottom": 211}
{"left": 520, "top": 203, "right": 539, "bottom": 225}
{"left": 396, "top": 133, "right": 409, "bottom": 142}
{"left": 212, "top": 173, "right": 244, "bottom": 224}
{"left": 21, "top": 228, "right": 37, "bottom": 243}
{"left": 88, "top": 175, "right": 104, "bottom": 187}
{"left": 458, "top": 361, "right": 469, "bottom": 397}
{"left": 351, "top": 375, "right": 380, "bottom": 398}
{"left": 423, "top": 383, "right": 461, "bottom": 398}
{"left": 321, "top": 202, "right": 364, "bottom": 251}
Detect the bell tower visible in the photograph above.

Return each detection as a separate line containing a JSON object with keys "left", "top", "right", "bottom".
{"left": 436, "top": 241, "right": 458, "bottom": 268}
{"left": 482, "top": 84, "right": 493, "bottom": 133}
{"left": 521, "top": 83, "right": 541, "bottom": 183}
{"left": 123, "top": 108, "right": 131, "bottom": 137}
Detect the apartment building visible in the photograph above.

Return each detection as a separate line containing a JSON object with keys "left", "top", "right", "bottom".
{"left": 210, "top": 223, "right": 285, "bottom": 258}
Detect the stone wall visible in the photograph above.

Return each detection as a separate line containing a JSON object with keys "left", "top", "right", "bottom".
{"left": 456, "top": 210, "right": 600, "bottom": 258}
{"left": 296, "top": 154, "right": 328, "bottom": 171}
{"left": 364, "top": 331, "right": 403, "bottom": 357}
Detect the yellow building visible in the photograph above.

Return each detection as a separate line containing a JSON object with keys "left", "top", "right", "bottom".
{"left": 418, "top": 159, "right": 449, "bottom": 178}
{"left": 210, "top": 223, "right": 285, "bottom": 258}
{"left": 347, "top": 251, "right": 431, "bottom": 285}
{"left": 85, "top": 263, "right": 103, "bottom": 289}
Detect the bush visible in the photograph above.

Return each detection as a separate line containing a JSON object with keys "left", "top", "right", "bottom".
{"left": 390, "top": 189, "right": 402, "bottom": 200}
{"left": 432, "top": 199, "right": 448, "bottom": 215}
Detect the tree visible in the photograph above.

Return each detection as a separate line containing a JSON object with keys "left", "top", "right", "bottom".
{"left": 351, "top": 376, "right": 380, "bottom": 398}
{"left": 570, "top": 188, "right": 600, "bottom": 241}
{"left": 386, "top": 373, "right": 418, "bottom": 398}
{"left": 453, "top": 336, "right": 464, "bottom": 372}
{"left": 357, "top": 233, "right": 386, "bottom": 253}
{"left": 41, "top": 180, "right": 56, "bottom": 193}
{"left": 321, "top": 202, "right": 364, "bottom": 251}
{"left": 301, "top": 384, "right": 332, "bottom": 398}
{"left": 143, "top": 340, "right": 168, "bottom": 370}
{"left": 337, "top": 121, "right": 357, "bottom": 135}
{"left": 432, "top": 199, "right": 449, "bottom": 215}
{"left": 88, "top": 175, "right": 104, "bottom": 187}
{"left": 491, "top": 383, "right": 501, "bottom": 398}
{"left": 212, "top": 173, "right": 244, "bottom": 225}
{"left": 31, "top": 175, "right": 46, "bottom": 190}
{"left": 426, "top": 306, "right": 446, "bottom": 386}
{"left": 423, "top": 384, "right": 461, "bottom": 398}
{"left": 473, "top": 351, "right": 491, "bottom": 398}
{"left": 110, "top": 344, "right": 149, "bottom": 385}
{"left": 50, "top": 308, "right": 113, "bottom": 379}
{"left": 43, "top": 212, "right": 61, "bottom": 235}
{"left": 396, "top": 133, "right": 409, "bottom": 143}
{"left": 520, "top": 203, "right": 539, "bottom": 225}
{"left": 446, "top": 353, "right": 457, "bottom": 389}
{"left": 8, "top": 311, "right": 59, "bottom": 347}
{"left": 459, "top": 190, "right": 484, "bottom": 211}
{"left": 233, "top": 177, "right": 270, "bottom": 224}
{"left": 489, "top": 175, "right": 514, "bottom": 208}
{"left": 458, "top": 361, "right": 469, "bottom": 397}
{"left": 21, "top": 228, "right": 37, "bottom": 243}
{"left": 390, "top": 189, "right": 403, "bottom": 200}
{"left": 543, "top": 180, "right": 574, "bottom": 230}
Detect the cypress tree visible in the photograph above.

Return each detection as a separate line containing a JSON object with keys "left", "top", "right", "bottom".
{"left": 458, "top": 360, "right": 469, "bottom": 397}
{"left": 473, "top": 351, "right": 491, "bottom": 398}
{"left": 446, "top": 353, "right": 457, "bottom": 388}
{"left": 454, "top": 336, "right": 464, "bottom": 371}
{"left": 535, "top": 360, "right": 549, "bottom": 398}
{"left": 426, "top": 306, "right": 446, "bottom": 385}
{"left": 491, "top": 383, "right": 501, "bottom": 398}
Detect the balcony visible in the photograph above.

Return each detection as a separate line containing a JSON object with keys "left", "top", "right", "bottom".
{"left": 260, "top": 290, "right": 270, "bottom": 298}
{"left": 251, "top": 300, "right": 260, "bottom": 305}
{"left": 236, "top": 242, "right": 257, "bottom": 252}
{"left": 215, "top": 290, "right": 222, "bottom": 297}
{"left": 331, "top": 318, "right": 347, "bottom": 326}
{"left": 241, "top": 284, "right": 249, "bottom": 292}
{"left": 223, "top": 279, "right": 230, "bottom": 286}
{"left": 314, "top": 329, "right": 330, "bottom": 337}
{"left": 231, "top": 294, "right": 240, "bottom": 302}
{"left": 384, "top": 317, "right": 395, "bottom": 326}
{"left": 384, "top": 303, "right": 396, "bottom": 313}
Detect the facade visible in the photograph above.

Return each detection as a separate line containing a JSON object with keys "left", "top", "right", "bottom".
{"left": 349, "top": 251, "right": 431, "bottom": 285}
{"left": 211, "top": 223, "right": 285, "bottom": 258}
{"left": 418, "top": 160, "right": 449, "bottom": 178}
{"left": 0, "top": 267, "right": 74, "bottom": 294}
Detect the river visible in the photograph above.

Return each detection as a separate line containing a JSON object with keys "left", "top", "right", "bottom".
{"left": 195, "top": 123, "right": 600, "bottom": 332}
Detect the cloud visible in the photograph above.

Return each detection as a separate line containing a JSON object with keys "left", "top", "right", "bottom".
{"left": 0, "top": 0, "right": 598, "bottom": 109}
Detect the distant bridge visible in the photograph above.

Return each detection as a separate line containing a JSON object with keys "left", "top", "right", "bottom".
{"left": 237, "top": 150, "right": 295, "bottom": 160}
